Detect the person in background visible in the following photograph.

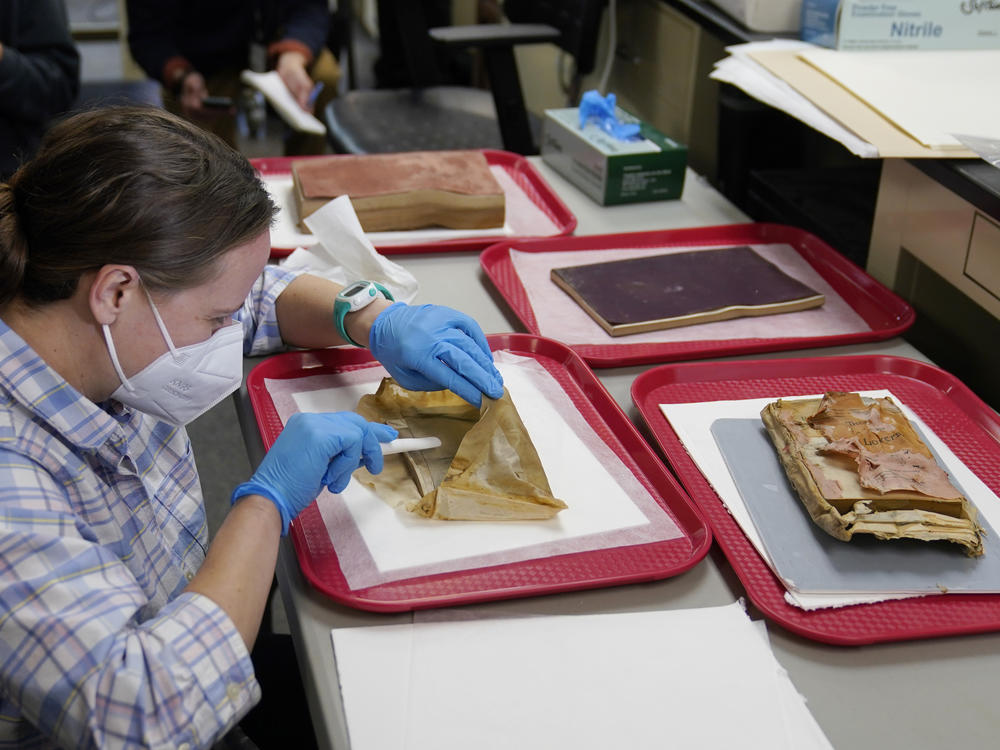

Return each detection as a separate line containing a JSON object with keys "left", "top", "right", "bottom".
{"left": 0, "top": 0, "right": 80, "bottom": 180}
{"left": 126, "top": 0, "right": 338, "bottom": 155}
{"left": 0, "top": 105, "right": 503, "bottom": 749}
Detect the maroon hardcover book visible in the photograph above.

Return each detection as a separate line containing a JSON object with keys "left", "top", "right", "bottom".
{"left": 550, "top": 245, "right": 824, "bottom": 336}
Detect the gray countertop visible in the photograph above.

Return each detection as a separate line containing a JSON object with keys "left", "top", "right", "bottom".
{"left": 235, "top": 158, "right": 1000, "bottom": 750}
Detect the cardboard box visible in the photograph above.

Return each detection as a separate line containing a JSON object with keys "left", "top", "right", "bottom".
{"left": 802, "top": 0, "right": 1000, "bottom": 50}
{"left": 540, "top": 107, "right": 687, "bottom": 206}
{"left": 708, "top": 0, "right": 802, "bottom": 33}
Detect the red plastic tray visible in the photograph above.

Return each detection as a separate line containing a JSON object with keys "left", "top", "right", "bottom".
{"left": 480, "top": 223, "right": 915, "bottom": 367}
{"left": 252, "top": 149, "right": 576, "bottom": 256}
{"left": 631, "top": 355, "right": 1000, "bottom": 646}
{"left": 246, "top": 333, "right": 711, "bottom": 612}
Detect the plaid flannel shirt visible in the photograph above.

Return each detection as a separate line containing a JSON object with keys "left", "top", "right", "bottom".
{"left": 0, "top": 265, "right": 297, "bottom": 749}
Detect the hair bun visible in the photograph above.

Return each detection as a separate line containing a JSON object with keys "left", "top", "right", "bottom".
{"left": 0, "top": 182, "right": 29, "bottom": 307}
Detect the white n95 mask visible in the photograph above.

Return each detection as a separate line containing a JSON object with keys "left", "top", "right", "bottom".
{"left": 102, "top": 287, "right": 244, "bottom": 426}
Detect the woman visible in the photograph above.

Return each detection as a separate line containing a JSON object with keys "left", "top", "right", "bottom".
{"left": 0, "top": 106, "right": 503, "bottom": 748}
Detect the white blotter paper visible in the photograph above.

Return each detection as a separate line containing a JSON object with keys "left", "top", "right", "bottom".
{"left": 330, "top": 602, "right": 832, "bottom": 750}
{"left": 660, "top": 391, "right": 1000, "bottom": 610}
{"left": 263, "top": 352, "right": 681, "bottom": 588}
{"left": 510, "top": 242, "right": 869, "bottom": 346}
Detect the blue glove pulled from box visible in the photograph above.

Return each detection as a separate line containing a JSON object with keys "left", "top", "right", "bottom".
{"left": 578, "top": 89, "right": 640, "bottom": 141}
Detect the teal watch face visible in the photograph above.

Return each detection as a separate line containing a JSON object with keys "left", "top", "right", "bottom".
{"left": 334, "top": 281, "right": 394, "bottom": 348}
{"left": 338, "top": 282, "right": 384, "bottom": 311}
{"left": 340, "top": 280, "right": 374, "bottom": 300}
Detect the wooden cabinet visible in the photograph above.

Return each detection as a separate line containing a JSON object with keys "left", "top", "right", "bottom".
{"left": 869, "top": 160, "right": 1000, "bottom": 321}
{"left": 868, "top": 158, "right": 1000, "bottom": 409}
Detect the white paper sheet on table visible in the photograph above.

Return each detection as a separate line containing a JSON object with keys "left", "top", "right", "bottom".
{"left": 509, "top": 242, "right": 870, "bottom": 347}
{"left": 709, "top": 40, "right": 879, "bottom": 159}
{"left": 240, "top": 69, "right": 326, "bottom": 134}
{"left": 330, "top": 602, "right": 833, "bottom": 750}
{"left": 660, "top": 391, "right": 1000, "bottom": 610}
{"left": 263, "top": 164, "right": 561, "bottom": 251}
{"left": 798, "top": 49, "right": 1000, "bottom": 150}
{"left": 263, "top": 352, "right": 682, "bottom": 589}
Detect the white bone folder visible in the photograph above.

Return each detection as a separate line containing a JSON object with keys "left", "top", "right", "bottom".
{"left": 380, "top": 436, "right": 442, "bottom": 455}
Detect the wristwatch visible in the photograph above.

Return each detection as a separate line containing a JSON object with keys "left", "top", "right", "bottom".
{"left": 333, "top": 280, "right": 394, "bottom": 347}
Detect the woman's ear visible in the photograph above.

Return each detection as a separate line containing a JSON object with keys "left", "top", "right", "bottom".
{"left": 88, "top": 265, "right": 141, "bottom": 326}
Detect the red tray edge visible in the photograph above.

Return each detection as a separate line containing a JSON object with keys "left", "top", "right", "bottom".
{"left": 479, "top": 223, "right": 916, "bottom": 367}
{"left": 630, "top": 354, "right": 1000, "bottom": 646}
{"left": 632, "top": 354, "right": 1000, "bottom": 441}
{"left": 246, "top": 334, "right": 713, "bottom": 612}
{"left": 291, "top": 532, "right": 711, "bottom": 613}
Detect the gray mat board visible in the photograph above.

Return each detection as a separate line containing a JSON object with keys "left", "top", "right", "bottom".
{"left": 711, "top": 418, "right": 1000, "bottom": 594}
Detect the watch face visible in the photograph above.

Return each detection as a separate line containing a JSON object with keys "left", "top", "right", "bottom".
{"left": 342, "top": 281, "right": 370, "bottom": 298}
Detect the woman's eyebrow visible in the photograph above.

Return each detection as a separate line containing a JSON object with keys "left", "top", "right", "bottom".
{"left": 209, "top": 303, "right": 243, "bottom": 316}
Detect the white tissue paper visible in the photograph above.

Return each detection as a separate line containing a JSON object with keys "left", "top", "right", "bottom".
{"left": 280, "top": 195, "right": 419, "bottom": 303}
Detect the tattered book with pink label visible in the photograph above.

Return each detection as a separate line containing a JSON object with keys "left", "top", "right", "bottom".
{"left": 761, "top": 391, "right": 984, "bottom": 556}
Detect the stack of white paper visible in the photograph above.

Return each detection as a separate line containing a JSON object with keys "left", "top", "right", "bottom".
{"left": 799, "top": 49, "right": 1000, "bottom": 150}
{"left": 708, "top": 40, "right": 879, "bottom": 158}
{"left": 331, "top": 602, "right": 832, "bottom": 750}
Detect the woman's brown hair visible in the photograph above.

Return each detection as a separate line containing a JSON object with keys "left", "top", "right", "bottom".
{"left": 0, "top": 106, "right": 277, "bottom": 307}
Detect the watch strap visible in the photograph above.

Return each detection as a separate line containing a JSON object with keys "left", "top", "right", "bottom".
{"left": 334, "top": 281, "right": 394, "bottom": 347}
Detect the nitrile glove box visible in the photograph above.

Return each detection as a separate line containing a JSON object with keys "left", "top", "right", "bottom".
{"left": 540, "top": 107, "right": 687, "bottom": 206}
{"left": 802, "top": 0, "right": 1000, "bottom": 50}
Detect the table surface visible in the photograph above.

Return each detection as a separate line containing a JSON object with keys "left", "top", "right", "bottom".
{"left": 235, "top": 158, "right": 1000, "bottom": 750}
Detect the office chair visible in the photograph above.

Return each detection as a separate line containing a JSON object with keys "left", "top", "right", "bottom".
{"left": 323, "top": 0, "right": 606, "bottom": 156}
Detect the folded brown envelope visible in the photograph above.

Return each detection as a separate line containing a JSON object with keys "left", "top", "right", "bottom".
{"left": 761, "top": 391, "right": 983, "bottom": 556}
{"left": 354, "top": 379, "right": 567, "bottom": 521}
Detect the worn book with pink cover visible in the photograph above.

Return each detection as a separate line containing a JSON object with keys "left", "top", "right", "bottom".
{"left": 291, "top": 150, "right": 505, "bottom": 232}
{"left": 550, "top": 245, "right": 824, "bottom": 336}
{"left": 761, "top": 391, "right": 984, "bottom": 556}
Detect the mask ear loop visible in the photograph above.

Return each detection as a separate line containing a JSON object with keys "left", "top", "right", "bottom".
{"left": 102, "top": 279, "right": 181, "bottom": 394}
{"left": 140, "top": 284, "right": 181, "bottom": 358}
{"left": 102, "top": 323, "right": 135, "bottom": 393}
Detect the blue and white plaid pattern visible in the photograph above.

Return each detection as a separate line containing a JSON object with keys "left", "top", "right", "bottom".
{"left": 0, "top": 265, "right": 297, "bottom": 749}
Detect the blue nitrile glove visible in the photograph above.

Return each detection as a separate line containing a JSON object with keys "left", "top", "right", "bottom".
{"left": 231, "top": 412, "right": 397, "bottom": 534}
{"left": 369, "top": 302, "right": 504, "bottom": 407}
{"left": 578, "top": 89, "right": 640, "bottom": 141}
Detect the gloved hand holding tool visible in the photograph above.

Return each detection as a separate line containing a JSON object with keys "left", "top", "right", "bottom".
{"left": 231, "top": 412, "right": 398, "bottom": 534}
